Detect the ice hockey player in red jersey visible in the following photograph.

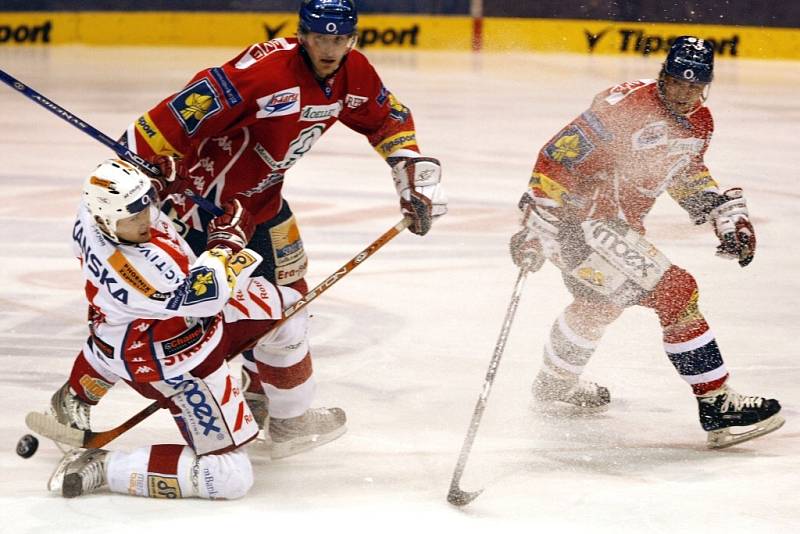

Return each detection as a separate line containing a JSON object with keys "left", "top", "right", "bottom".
{"left": 509, "top": 36, "right": 783, "bottom": 448}
{"left": 42, "top": 159, "right": 318, "bottom": 498}
{"left": 46, "top": 0, "right": 446, "bottom": 454}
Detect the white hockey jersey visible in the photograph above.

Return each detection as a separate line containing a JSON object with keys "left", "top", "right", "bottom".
{"left": 72, "top": 203, "right": 278, "bottom": 382}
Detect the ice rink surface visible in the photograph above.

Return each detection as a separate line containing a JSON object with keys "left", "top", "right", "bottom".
{"left": 0, "top": 44, "right": 798, "bottom": 533}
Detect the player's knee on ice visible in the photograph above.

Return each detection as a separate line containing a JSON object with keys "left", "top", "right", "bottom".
{"left": 198, "top": 449, "right": 253, "bottom": 500}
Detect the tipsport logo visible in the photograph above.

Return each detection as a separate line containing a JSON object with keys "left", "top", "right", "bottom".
{"left": 0, "top": 21, "right": 52, "bottom": 44}
{"left": 584, "top": 28, "right": 740, "bottom": 57}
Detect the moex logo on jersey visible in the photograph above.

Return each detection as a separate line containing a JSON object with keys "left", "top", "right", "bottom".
{"left": 0, "top": 21, "right": 52, "bottom": 44}
{"left": 583, "top": 220, "right": 660, "bottom": 280}
{"left": 585, "top": 27, "right": 740, "bottom": 56}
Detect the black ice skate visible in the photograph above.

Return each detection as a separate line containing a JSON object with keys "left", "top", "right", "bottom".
{"left": 269, "top": 407, "right": 347, "bottom": 459}
{"left": 48, "top": 448, "right": 108, "bottom": 498}
{"left": 697, "top": 384, "right": 784, "bottom": 449}
{"left": 532, "top": 368, "right": 610, "bottom": 415}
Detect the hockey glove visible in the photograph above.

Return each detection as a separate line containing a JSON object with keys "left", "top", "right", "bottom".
{"left": 389, "top": 156, "right": 447, "bottom": 236}
{"left": 147, "top": 155, "right": 191, "bottom": 200}
{"left": 509, "top": 228, "right": 546, "bottom": 273}
{"left": 710, "top": 188, "right": 755, "bottom": 267}
{"left": 206, "top": 199, "right": 256, "bottom": 254}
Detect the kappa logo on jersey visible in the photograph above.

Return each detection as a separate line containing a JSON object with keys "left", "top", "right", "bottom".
{"left": 168, "top": 79, "right": 222, "bottom": 136}
{"left": 545, "top": 125, "right": 595, "bottom": 167}
{"left": 299, "top": 102, "right": 342, "bottom": 122}
{"left": 183, "top": 267, "right": 219, "bottom": 305}
{"left": 235, "top": 39, "right": 296, "bottom": 69}
{"left": 345, "top": 94, "right": 369, "bottom": 109}
{"left": 256, "top": 87, "right": 300, "bottom": 118}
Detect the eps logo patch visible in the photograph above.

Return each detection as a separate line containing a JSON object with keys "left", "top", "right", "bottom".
{"left": 183, "top": 267, "right": 219, "bottom": 305}
{"left": 544, "top": 125, "right": 595, "bottom": 167}
{"left": 168, "top": 79, "right": 222, "bottom": 136}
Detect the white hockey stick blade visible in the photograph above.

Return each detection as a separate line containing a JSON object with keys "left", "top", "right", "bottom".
{"left": 707, "top": 413, "right": 785, "bottom": 449}
{"left": 26, "top": 412, "right": 85, "bottom": 448}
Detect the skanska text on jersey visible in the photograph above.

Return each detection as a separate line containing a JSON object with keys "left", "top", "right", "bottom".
{"left": 73, "top": 220, "right": 130, "bottom": 304}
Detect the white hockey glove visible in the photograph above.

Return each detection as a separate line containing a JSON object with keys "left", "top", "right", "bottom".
{"left": 510, "top": 191, "right": 561, "bottom": 272}
{"left": 709, "top": 188, "right": 755, "bottom": 267}
{"left": 389, "top": 156, "right": 447, "bottom": 236}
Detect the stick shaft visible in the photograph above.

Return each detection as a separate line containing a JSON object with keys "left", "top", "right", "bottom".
{"left": 0, "top": 68, "right": 222, "bottom": 216}
{"left": 448, "top": 267, "right": 529, "bottom": 496}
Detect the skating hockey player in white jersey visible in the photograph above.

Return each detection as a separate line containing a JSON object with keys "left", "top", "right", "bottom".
{"left": 509, "top": 36, "right": 783, "bottom": 448}
{"left": 41, "top": 159, "right": 340, "bottom": 498}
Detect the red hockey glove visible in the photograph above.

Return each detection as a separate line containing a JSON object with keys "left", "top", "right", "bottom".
{"left": 389, "top": 156, "right": 447, "bottom": 236}
{"left": 710, "top": 188, "right": 755, "bottom": 267}
{"left": 146, "top": 155, "right": 191, "bottom": 200}
{"left": 206, "top": 199, "right": 256, "bottom": 254}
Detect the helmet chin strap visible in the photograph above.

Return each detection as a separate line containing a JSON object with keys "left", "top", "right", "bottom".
{"left": 657, "top": 69, "right": 709, "bottom": 118}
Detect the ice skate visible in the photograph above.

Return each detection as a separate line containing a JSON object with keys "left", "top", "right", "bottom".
{"left": 269, "top": 407, "right": 347, "bottom": 459}
{"left": 48, "top": 448, "right": 108, "bottom": 497}
{"left": 25, "top": 382, "right": 92, "bottom": 449}
{"left": 532, "top": 368, "right": 610, "bottom": 415}
{"left": 51, "top": 381, "right": 92, "bottom": 431}
{"left": 697, "top": 384, "right": 784, "bottom": 449}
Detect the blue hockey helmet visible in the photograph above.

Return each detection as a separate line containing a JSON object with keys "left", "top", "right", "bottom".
{"left": 299, "top": 0, "right": 358, "bottom": 35}
{"left": 663, "top": 36, "right": 714, "bottom": 84}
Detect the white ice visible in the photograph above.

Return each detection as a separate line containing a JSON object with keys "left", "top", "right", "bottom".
{"left": 0, "top": 45, "right": 798, "bottom": 534}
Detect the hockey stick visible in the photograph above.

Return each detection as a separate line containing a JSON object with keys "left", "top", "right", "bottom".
{"left": 447, "top": 265, "right": 530, "bottom": 507}
{"left": 0, "top": 68, "right": 223, "bottom": 217}
{"left": 25, "top": 217, "right": 413, "bottom": 448}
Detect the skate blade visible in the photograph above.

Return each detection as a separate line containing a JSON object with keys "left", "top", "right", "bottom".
{"left": 707, "top": 413, "right": 786, "bottom": 449}
{"left": 270, "top": 425, "right": 347, "bottom": 460}
{"left": 25, "top": 412, "right": 85, "bottom": 448}
{"left": 47, "top": 448, "right": 86, "bottom": 493}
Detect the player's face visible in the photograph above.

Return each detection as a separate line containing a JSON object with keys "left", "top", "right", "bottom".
{"left": 300, "top": 31, "right": 356, "bottom": 78}
{"left": 661, "top": 75, "right": 707, "bottom": 114}
{"left": 115, "top": 207, "right": 153, "bottom": 243}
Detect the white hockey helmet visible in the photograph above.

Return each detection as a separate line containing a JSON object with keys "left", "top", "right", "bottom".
{"left": 83, "top": 158, "right": 156, "bottom": 241}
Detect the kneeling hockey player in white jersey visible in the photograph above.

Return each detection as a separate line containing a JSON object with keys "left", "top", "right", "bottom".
{"left": 37, "top": 159, "right": 342, "bottom": 498}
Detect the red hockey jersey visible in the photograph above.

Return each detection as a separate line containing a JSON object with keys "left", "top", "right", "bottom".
{"left": 529, "top": 79, "right": 719, "bottom": 233}
{"left": 124, "top": 38, "right": 419, "bottom": 230}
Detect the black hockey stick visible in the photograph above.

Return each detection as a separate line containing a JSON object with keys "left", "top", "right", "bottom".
{"left": 25, "top": 218, "right": 413, "bottom": 448}
{"left": 0, "top": 68, "right": 223, "bottom": 216}
{"left": 447, "top": 265, "right": 530, "bottom": 506}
